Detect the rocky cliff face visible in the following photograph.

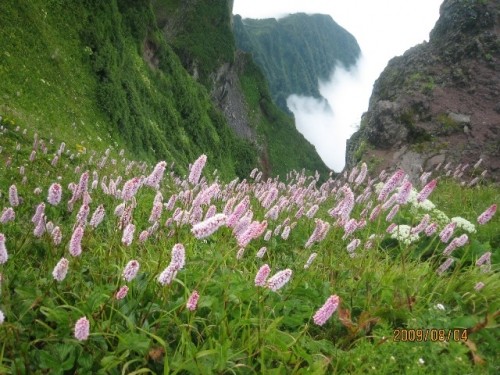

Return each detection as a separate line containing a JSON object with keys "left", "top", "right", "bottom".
{"left": 346, "top": 0, "right": 500, "bottom": 182}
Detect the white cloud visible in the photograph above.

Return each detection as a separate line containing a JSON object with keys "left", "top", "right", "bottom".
{"left": 233, "top": 0, "right": 442, "bottom": 171}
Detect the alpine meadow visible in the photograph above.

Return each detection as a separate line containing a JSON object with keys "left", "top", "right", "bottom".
{"left": 0, "top": 0, "right": 499, "bottom": 374}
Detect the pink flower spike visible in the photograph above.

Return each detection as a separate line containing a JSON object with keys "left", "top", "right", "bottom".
{"left": 256, "top": 246, "right": 267, "bottom": 258}
{"left": 424, "top": 222, "right": 438, "bottom": 236}
{"left": 89, "top": 205, "right": 105, "bottom": 228}
{"left": 122, "top": 260, "right": 140, "bottom": 282}
{"left": 378, "top": 169, "right": 405, "bottom": 202}
{"left": 439, "top": 222, "right": 456, "bottom": 243}
{"left": 475, "top": 252, "right": 491, "bottom": 267}
{"left": 74, "top": 317, "right": 90, "bottom": 341}
{"left": 52, "top": 258, "right": 69, "bottom": 282}
{"left": 69, "top": 226, "right": 84, "bottom": 257}
{"left": 0, "top": 234, "right": 8, "bottom": 264}
{"left": 47, "top": 183, "right": 62, "bottom": 206}
{"left": 436, "top": 258, "right": 454, "bottom": 275}
{"left": 266, "top": 269, "right": 292, "bottom": 292}
{"left": 188, "top": 154, "right": 207, "bottom": 185}
{"left": 9, "top": 185, "right": 19, "bottom": 207}
{"left": 0, "top": 207, "right": 15, "bottom": 223}
{"left": 397, "top": 180, "right": 413, "bottom": 205}
{"left": 52, "top": 226, "right": 62, "bottom": 246}
{"left": 115, "top": 285, "right": 129, "bottom": 300}
{"left": 121, "top": 223, "right": 135, "bottom": 246}
{"left": 186, "top": 290, "right": 200, "bottom": 311}
{"left": 145, "top": 161, "right": 167, "bottom": 189}
{"left": 304, "top": 253, "right": 318, "bottom": 269}
{"left": 313, "top": 295, "right": 340, "bottom": 326}
{"left": 157, "top": 264, "right": 177, "bottom": 285}
{"left": 171, "top": 243, "right": 186, "bottom": 270}
{"left": 477, "top": 204, "right": 496, "bottom": 225}
{"left": 255, "top": 264, "right": 271, "bottom": 287}
{"left": 191, "top": 214, "right": 226, "bottom": 239}
{"left": 417, "top": 179, "right": 437, "bottom": 203}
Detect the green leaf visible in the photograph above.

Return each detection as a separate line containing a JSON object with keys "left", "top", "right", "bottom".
{"left": 77, "top": 351, "right": 94, "bottom": 370}
{"left": 38, "top": 351, "right": 63, "bottom": 373}
{"left": 117, "top": 332, "right": 151, "bottom": 355}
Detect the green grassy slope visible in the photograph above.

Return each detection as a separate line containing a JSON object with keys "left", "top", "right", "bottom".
{"left": 0, "top": 117, "right": 498, "bottom": 373}
{"left": 1, "top": 0, "right": 330, "bottom": 181}
{"left": 0, "top": 0, "right": 258, "bottom": 179}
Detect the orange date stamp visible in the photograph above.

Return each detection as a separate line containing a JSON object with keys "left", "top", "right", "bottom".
{"left": 393, "top": 329, "right": 468, "bottom": 342}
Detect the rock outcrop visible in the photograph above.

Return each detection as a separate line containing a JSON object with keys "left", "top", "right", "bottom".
{"left": 346, "top": 0, "right": 500, "bottom": 182}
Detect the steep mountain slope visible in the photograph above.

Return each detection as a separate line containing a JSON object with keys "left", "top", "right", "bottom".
{"left": 346, "top": 0, "right": 500, "bottom": 182}
{"left": 0, "top": 0, "right": 329, "bottom": 179}
{"left": 152, "top": 0, "right": 330, "bottom": 178}
{"left": 233, "top": 13, "right": 361, "bottom": 111}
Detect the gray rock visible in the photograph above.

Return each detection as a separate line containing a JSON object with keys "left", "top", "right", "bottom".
{"left": 448, "top": 112, "right": 471, "bottom": 125}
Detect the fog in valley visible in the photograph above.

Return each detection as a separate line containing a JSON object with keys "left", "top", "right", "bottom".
{"left": 234, "top": 0, "right": 442, "bottom": 171}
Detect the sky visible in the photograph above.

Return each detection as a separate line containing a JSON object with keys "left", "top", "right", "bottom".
{"left": 233, "top": 0, "right": 443, "bottom": 171}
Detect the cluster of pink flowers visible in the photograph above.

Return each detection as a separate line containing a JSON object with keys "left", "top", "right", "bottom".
{"left": 411, "top": 214, "right": 430, "bottom": 235}
{"left": 89, "top": 205, "right": 105, "bottom": 228}
{"left": 442, "top": 234, "right": 468, "bottom": 256}
{"left": 416, "top": 179, "right": 437, "bottom": 203}
{"left": 9, "top": 185, "right": 19, "bottom": 207}
{"left": 47, "top": 183, "right": 62, "bottom": 205}
{"left": 0, "top": 234, "right": 8, "bottom": 264}
{"left": 436, "top": 258, "right": 455, "bottom": 275}
{"left": 52, "top": 257, "right": 69, "bottom": 281}
{"left": 235, "top": 220, "right": 267, "bottom": 248}
{"left": 52, "top": 226, "right": 62, "bottom": 246}
{"left": 378, "top": 169, "right": 405, "bottom": 202}
{"left": 304, "top": 219, "right": 330, "bottom": 248}
{"left": 255, "top": 264, "right": 271, "bottom": 286}
{"left": 115, "top": 285, "right": 129, "bottom": 300}
{"left": 304, "top": 253, "right": 317, "bottom": 269}
{"left": 313, "top": 295, "right": 340, "bottom": 326}
{"left": 0, "top": 207, "right": 15, "bottom": 223}
{"left": 74, "top": 317, "right": 90, "bottom": 341}
{"left": 439, "top": 222, "right": 456, "bottom": 243}
{"left": 121, "top": 177, "right": 142, "bottom": 201}
{"left": 188, "top": 155, "right": 207, "bottom": 185}
{"left": 191, "top": 214, "right": 226, "bottom": 239}
{"left": 186, "top": 290, "right": 200, "bottom": 311}
{"left": 122, "top": 260, "right": 140, "bottom": 282}
{"left": 227, "top": 196, "right": 250, "bottom": 228}
{"left": 69, "top": 226, "right": 84, "bottom": 256}
{"left": 266, "top": 269, "right": 293, "bottom": 292}
{"left": 158, "top": 243, "right": 186, "bottom": 285}
{"left": 121, "top": 223, "right": 136, "bottom": 246}
{"left": 477, "top": 204, "right": 496, "bottom": 225}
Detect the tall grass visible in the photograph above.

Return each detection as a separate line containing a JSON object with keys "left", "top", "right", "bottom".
{"left": 0, "top": 118, "right": 498, "bottom": 374}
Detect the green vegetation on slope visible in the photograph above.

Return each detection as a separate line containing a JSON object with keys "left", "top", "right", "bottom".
{"left": 0, "top": 0, "right": 257, "bottom": 179}
{"left": 150, "top": 0, "right": 330, "bottom": 177}
{"left": 1, "top": 0, "right": 330, "bottom": 180}
{"left": 152, "top": 0, "right": 236, "bottom": 86}
{"left": 233, "top": 13, "right": 361, "bottom": 111}
{"left": 0, "top": 121, "right": 498, "bottom": 373}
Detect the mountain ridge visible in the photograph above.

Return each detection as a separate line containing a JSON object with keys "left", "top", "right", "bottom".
{"left": 233, "top": 13, "right": 361, "bottom": 112}
{"left": 346, "top": 0, "right": 500, "bottom": 182}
